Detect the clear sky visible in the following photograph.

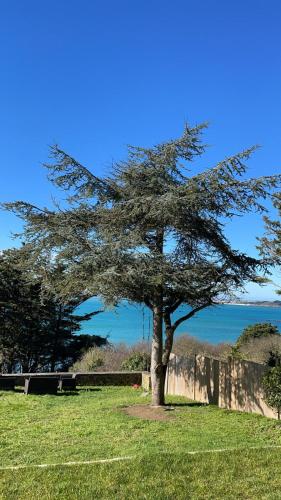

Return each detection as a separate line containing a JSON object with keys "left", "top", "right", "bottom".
{"left": 0, "top": 0, "right": 281, "bottom": 299}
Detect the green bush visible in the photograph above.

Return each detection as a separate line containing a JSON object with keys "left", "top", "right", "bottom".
{"left": 230, "top": 344, "right": 243, "bottom": 359}
{"left": 236, "top": 323, "right": 280, "bottom": 346}
{"left": 262, "top": 364, "right": 281, "bottom": 419}
{"left": 121, "top": 352, "right": 150, "bottom": 371}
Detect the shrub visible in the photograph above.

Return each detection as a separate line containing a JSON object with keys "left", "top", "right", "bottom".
{"left": 121, "top": 352, "right": 150, "bottom": 371}
{"left": 236, "top": 323, "right": 280, "bottom": 346}
{"left": 267, "top": 350, "right": 281, "bottom": 367}
{"left": 70, "top": 347, "right": 105, "bottom": 372}
{"left": 232, "top": 323, "right": 281, "bottom": 364}
{"left": 262, "top": 364, "right": 281, "bottom": 419}
{"left": 230, "top": 344, "right": 242, "bottom": 359}
{"left": 69, "top": 341, "right": 151, "bottom": 372}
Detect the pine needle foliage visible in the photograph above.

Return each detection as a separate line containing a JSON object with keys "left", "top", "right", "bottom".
{"left": 258, "top": 192, "right": 281, "bottom": 280}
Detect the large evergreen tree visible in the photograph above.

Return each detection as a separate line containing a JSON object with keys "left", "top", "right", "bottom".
{"left": 4, "top": 124, "right": 281, "bottom": 403}
{"left": 0, "top": 249, "right": 106, "bottom": 372}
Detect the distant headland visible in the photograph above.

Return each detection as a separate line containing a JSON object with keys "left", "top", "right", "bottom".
{"left": 222, "top": 300, "right": 281, "bottom": 308}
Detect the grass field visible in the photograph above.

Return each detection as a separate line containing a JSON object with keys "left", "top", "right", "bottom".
{"left": 0, "top": 386, "right": 281, "bottom": 499}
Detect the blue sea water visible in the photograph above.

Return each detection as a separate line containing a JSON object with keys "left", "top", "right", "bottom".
{"left": 76, "top": 299, "right": 281, "bottom": 346}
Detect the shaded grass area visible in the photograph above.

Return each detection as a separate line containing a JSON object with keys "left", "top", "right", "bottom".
{"left": 0, "top": 386, "right": 281, "bottom": 498}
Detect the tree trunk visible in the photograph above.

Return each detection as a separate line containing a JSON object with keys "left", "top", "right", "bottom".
{"left": 162, "top": 329, "right": 174, "bottom": 385}
{"left": 151, "top": 304, "right": 165, "bottom": 406}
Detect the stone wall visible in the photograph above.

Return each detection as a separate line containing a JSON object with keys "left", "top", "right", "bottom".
{"left": 166, "top": 353, "right": 277, "bottom": 419}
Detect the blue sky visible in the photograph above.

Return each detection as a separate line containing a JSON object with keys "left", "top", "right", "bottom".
{"left": 0, "top": 0, "right": 281, "bottom": 299}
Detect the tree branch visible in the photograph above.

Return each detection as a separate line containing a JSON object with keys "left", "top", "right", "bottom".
{"left": 165, "top": 298, "right": 183, "bottom": 315}
{"left": 73, "top": 309, "right": 104, "bottom": 321}
{"left": 162, "top": 310, "right": 175, "bottom": 365}
{"left": 173, "top": 303, "right": 211, "bottom": 330}
{"left": 144, "top": 297, "right": 153, "bottom": 310}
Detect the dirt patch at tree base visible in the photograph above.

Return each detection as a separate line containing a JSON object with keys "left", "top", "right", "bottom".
{"left": 123, "top": 404, "right": 175, "bottom": 421}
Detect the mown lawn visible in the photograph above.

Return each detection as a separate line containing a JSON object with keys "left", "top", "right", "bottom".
{"left": 0, "top": 386, "right": 281, "bottom": 499}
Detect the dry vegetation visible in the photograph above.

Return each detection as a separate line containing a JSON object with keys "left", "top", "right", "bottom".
{"left": 70, "top": 341, "right": 151, "bottom": 372}
{"left": 173, "top": 334, "right": 232, "bottom": 360}
{"left": 71, "top": 328, "right": 281, "bottom": 373}
{"left": 238, "top": 336, "right": 281, "bottom": 364}
{"left": 71, "top": 334, "right": 233, "bottom": 373}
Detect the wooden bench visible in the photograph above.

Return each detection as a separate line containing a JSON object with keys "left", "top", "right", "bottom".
{"left": 24, "top": 376, "right": 59, "bottom": 395}
{"left": 0, "top": 377, "right": 16, "bottom": 391}
{"left": 58, "top": 376, "right": 77, "bottom": 392}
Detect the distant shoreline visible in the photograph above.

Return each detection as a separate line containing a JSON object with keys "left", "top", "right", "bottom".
{"left": 221, "top": 302, "right": 281, "bottom": 308}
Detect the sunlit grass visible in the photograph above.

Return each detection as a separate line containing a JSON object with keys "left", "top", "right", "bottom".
{"left": 0, "top": 386, "right": 281, "bottom": 498}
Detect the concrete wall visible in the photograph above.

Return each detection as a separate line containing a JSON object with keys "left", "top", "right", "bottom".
{"left": 142, "top": 371, "right": 151, "bottom": 391}
{"left": 1, "top": 371, "right": 142, "bottom": 387}
{"left": 75, "top": 371, "right": 142, "bottom": 386}
{"left": 165, "top": 354, "right": 196, "bottom": 399}
{"left": 220, "top": 358, "right": 276, "bottom": 419}
{"left": 166, "top": 353, "right": 277, "bottom": 419}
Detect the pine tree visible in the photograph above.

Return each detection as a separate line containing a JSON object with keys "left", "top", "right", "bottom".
{"left": 0, "top": 249, "right": 105, "bottom": 372}
{"left": 4, "top": 124, "right": 281, "bottom": 402}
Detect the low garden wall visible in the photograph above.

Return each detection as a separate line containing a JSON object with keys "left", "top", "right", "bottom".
{"left": 1, "top": 371, "right": 142, "bottom": 387}
{"left": 165, "top": 353, "right": 277, "bottom": 419}
{"left": 141, "top": 371, "right": 151, "bottom": 391}
{"left": 75, "top": 371, "right": 142, "bottom": 386}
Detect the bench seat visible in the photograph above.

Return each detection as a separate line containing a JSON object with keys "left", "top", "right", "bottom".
{"left": 24, "top": 376, "right": 59, "bottom": 395}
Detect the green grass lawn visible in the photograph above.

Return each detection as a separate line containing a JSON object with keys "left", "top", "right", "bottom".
{"left": 0, "top": 386, "right": 281, "bottom": 499}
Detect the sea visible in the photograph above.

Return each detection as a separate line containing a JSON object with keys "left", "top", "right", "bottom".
{"left": 76, "top": 299, "right": 281, "bottom": 346}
